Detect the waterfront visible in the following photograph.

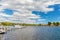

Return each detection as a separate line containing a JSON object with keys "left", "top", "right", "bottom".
{"left": 1, "top": 26, "right": 60, "bottom": 40}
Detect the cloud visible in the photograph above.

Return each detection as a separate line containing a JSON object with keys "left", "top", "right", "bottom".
{"left": 0, "top": 0, "right": 60, "bottom": 23}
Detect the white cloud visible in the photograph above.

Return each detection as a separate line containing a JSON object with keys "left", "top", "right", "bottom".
{"left": 0, "top": 0, "right": 60, "bottom": 23}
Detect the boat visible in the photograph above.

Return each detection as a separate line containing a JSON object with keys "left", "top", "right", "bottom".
{"left": 0, "top": 27, "right": 7, "bottom": 34}
{"left": 14, "top": 25, "right": 23, "bottom": 29}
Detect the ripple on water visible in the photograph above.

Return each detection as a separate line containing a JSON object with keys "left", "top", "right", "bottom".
{"left": 2, "top": 26, "right": 60, "bottom": 40}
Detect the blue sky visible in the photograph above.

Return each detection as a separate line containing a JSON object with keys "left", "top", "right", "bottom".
{"left": 32, "top": 4, "right": 60, "bottom": 23}
{"left": 3, "top": 9, "right": 13, "bottom": 15}
{"left": 0, "top": 0, "right": 60, "bottom": 24}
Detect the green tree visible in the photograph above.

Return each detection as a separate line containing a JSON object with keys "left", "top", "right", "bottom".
{"left": 53, "top": 22, "right": 56, "bottom": 26}
{"left": 53, "top": 22, "right": 59, "bottom": 26}
{"left": 1, "top": 22, "right": 14, "bottom": 26}
{"left": 48, "top": 22, "right": 51, "bottom": 26}
{"left": 55, "top": 22, "right": 59, "bottom": 26}
{"left": 38, "top": 24, "right": 42, "bottom": 26}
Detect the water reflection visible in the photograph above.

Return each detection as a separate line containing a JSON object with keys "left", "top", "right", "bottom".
{"left": 34, "top": 27, "right": 60, "bottom": 40}
{"left": 2, "top": 26, "right": 60, "bottom": 40}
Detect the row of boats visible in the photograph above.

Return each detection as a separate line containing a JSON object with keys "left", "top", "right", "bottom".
{"left": 0, "top": 25, "right": 23, "bottom": 34}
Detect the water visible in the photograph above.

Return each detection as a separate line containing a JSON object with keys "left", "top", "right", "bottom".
{"left": 2, "top": 26, "right": 60, "bottom": 40}
{"left": 0, "top": 34, "right": 3, "bottom": 40}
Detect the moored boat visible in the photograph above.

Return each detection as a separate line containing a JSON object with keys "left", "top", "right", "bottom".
{"left": 0, "top": 27, "right": 7, "bottom": 34}
{"left": 14, "top": 25, "right": 23, "bottom": 29}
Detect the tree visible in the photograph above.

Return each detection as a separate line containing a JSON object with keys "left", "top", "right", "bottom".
{"left": 55, "top": 22, "right": 59, "bottom": 26}
{"left": 53, "top": 22, "right": 56, "bottom": 26}
{"left": 53, "top": 22, "right": 59, "bottom": 26}
{"left": 1, "top": 22, "right": 14, "bottom": 26}
{"left": 48, "top": 22, "right": 51, "bottom": 26}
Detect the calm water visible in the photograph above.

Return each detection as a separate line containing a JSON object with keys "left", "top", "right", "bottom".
{"left": 2, "top": 26, "right": 60, "bottom": 40}
{"left": 0, "top": 34, "right": 3, "bottom": 40}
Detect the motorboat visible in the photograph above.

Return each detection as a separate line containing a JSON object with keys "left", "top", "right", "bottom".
{"left": 0, "top": 27, "right": 6, "bottom": 34}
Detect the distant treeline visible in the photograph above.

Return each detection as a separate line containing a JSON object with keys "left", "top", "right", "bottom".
{"left": 1, "top": 22, "right": 15, "bottom": 26}
{"left": 21, "top": 22, "right": 60, "bottom": 26}
{"left": 1, "top": 22, "right": 42, "bottom": 26}
{"left": 48, "top": 22, "right": 60, "bottom": 26}
{"left": 0, "top": 22, "right": 60, "bottom": 26}
{"left": 20, "top": 24, "right": 42, "bottom": 26}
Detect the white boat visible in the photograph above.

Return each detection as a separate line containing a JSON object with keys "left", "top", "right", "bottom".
{"left": 15, "top": 25, "right": 22, "bottom": 29}
{"left": 0, "top": 27, "right": 6, "bottom": 34}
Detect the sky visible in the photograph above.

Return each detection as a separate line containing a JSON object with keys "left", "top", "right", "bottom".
{"left": 0, "top": 0, "right": 60, "bottom": 24}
